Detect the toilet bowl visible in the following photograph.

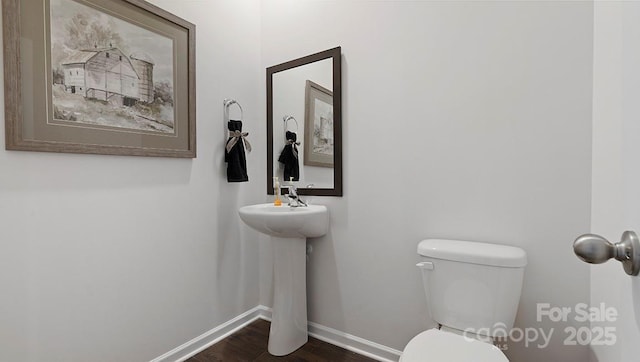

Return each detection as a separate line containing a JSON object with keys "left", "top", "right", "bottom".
{"left": 400, "top": 239, "right": 527, "bottom": 362}
{"left": 400, "top": 329, "right": 507, "bottom": 362}
{"left": 400, "top": 328, "right": 509, "bottom": 362}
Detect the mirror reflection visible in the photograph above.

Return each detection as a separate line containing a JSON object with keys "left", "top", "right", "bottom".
{"left": 267, "top": 47, "right": 342, "bottom": 197}
{"left": 273, "top": 58, "right": 333, "bottom": 188}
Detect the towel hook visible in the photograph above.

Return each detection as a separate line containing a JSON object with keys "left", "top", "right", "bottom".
{"left": 223, "top": 99, "right": 243, "bottom": 123}
{"left": 283, "top": 115, "right": 299, "bottom": 132}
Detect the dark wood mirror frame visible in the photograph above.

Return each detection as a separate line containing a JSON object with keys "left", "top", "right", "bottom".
{"left": 267, "top": 47, "right": 342, "bottom": 197}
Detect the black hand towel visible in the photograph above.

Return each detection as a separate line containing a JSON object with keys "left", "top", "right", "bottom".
{"left": 278, "top": 131, "right": 300, "bottom": 182}
{"left": 225, "top": 120, "right": 249, "bottom": 182}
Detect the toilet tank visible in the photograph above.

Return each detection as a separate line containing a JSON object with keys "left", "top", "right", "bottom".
{"left": 417, "top": 239, "right": 527, "bottom": 337}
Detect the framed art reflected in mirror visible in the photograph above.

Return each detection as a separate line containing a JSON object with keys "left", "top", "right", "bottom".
{"left": 304, "top": 80, "right": 333, "bottom": 168}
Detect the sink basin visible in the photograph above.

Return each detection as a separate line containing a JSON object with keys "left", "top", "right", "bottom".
{"left": 238, "top": 203, "right": 329, "bottom": 356}
{"left": 238, "top": 203, "right": 328, "bottom": 238}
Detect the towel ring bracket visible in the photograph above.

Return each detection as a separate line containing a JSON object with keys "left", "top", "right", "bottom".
{"left": 283, "top": 115, "right": 299, "bottom": 133}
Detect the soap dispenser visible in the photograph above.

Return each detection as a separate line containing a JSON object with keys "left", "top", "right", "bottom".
{"left": 273, "top": 176, "right": 282, "bottom": 206}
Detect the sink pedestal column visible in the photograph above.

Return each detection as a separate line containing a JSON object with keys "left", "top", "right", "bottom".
{"left": 268, "top": 236, "right": 308, "bottom": 356}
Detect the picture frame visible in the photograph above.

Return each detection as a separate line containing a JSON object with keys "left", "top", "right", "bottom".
{"left": 303, "top": 79, "right": 333, "bottom": 168}
{"left": 2, "top": 0, "right": 196, "bottom": 157}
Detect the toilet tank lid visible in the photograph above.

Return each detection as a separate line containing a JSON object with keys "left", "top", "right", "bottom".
{"left": 418, "top": 239, "right": 527, "bottom": 267}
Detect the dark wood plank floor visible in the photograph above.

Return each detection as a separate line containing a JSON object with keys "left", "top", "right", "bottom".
{"left": 187, "top": 319, "right": 378, "bottom": 362}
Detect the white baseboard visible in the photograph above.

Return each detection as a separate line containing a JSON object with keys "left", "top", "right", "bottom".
{"left": 308, "top": 321, "right": 402, "bottom": 362}
{"left": 151, "top": 305, "right": 402, "bottom": 362}
{"left": 150, "top": 306, "right": 267, "bottom": 362}
{"left": 258, "top": 307, "right": 401, "bottom": 362}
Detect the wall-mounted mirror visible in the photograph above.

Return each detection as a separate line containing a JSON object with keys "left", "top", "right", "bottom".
{"left": 267, "top": 47, "right": 342, "bottom": 197}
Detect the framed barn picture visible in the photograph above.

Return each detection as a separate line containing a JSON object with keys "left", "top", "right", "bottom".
{"left": 2, "top": 0, "right": 196, "bottom": 157}
{"left": 303, "top": 80, "right": 333, "bottom": 168}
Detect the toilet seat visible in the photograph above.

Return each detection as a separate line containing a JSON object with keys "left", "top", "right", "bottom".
{"left": 400, "top": 329, "right": 508, "bottom": 362}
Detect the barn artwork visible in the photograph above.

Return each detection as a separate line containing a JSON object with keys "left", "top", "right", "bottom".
{"left": 50, "top": 0, "right": 175, "bottom": 134}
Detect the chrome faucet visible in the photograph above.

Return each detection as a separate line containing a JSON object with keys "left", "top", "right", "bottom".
{"left": 286, "top": 179, "right": 307, "bottom": 207}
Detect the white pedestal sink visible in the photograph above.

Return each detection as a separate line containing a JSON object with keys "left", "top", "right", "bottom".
{"left": 238, "top": 203, "right": 329, "bottom": 356}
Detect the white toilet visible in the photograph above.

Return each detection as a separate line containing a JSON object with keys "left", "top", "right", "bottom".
{"left": 401, "top": 239, "right": 527, "bottom": 362}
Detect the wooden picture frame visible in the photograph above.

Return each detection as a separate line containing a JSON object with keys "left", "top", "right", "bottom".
{"left": 267, "top": 46, "right": 342, "bottom": 196}
{"left": 2, "top": 0, "right": 196, "bottom": 157}
{"left": 303, "top": 80, "right": 333, "bottom": 168}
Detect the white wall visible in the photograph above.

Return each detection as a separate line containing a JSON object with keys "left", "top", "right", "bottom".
{"left": 0, "top": 1, "right": 264, "bottom": 361}
{"left": 261, "top": 1, "right": 593, "bottom": 361}
{"left": 591, "top": 2, "right": 640, "bottom": 361}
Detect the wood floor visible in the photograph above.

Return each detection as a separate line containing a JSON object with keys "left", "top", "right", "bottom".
{"left": 186, "top": 319, "right": 378, "bottom": 362}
